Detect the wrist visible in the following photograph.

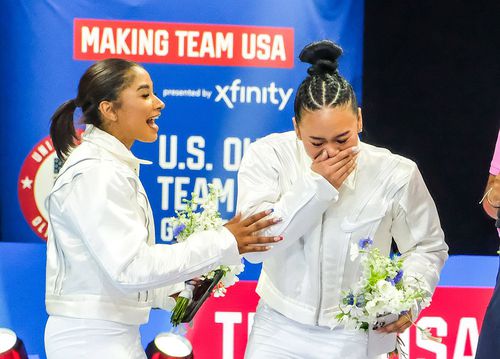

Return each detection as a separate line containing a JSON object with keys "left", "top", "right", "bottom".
{"left": 486, "top": 190, "right": 500, "bottom": 208}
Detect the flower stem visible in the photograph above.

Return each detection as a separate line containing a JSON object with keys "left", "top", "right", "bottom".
{"left": 170, "top": 296, "right": 190, "bottom": 326}
{"left": 403, "top": 313, "right": 442, "bottom": 343}
{"left": 170, "top": 284, "right": 195, "bottom": 326}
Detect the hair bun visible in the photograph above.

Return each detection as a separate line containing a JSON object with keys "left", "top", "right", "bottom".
{"left": 299, "top": 40, "right": 343, "bottom": 76}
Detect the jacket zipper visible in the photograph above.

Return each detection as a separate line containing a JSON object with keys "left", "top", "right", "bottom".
{"left": 47, "top": 198, "right": 66, "bottom": 295}
{"left": 56, "top": 248, "right": 66, "bottom": 295}
{"left": 315, "top": 213, "right": 325, "bottom": 325}
{"left": 137, "top": 189, "right": 151, "bottom": 303}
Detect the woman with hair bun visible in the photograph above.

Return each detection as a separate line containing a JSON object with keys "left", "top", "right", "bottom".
{"left": 44, "top": 58, "right": 281, "bottom": 358}
{"left": 237, "top": 40, "right": 448, "bottom": 358}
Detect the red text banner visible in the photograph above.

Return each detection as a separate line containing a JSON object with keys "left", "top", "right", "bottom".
{"left": 187, "top": 283, "right": 493, "bottom": 359}
{"left": 74, "top": 19, "right": 294, "bottom": 68}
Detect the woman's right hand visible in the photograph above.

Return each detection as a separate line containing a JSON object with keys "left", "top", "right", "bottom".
{"left": 224, "top": 210, "right": 282, "bottom": 254}
{"left": 311, "top": 146, "right": 359, "bottom": 189}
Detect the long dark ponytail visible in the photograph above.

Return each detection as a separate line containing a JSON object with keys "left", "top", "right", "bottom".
{"left": 50, "top": 99, "right": 78, "bottom": 160}
{"left": 50, "top": 58, "right": 142, "bottom": 160}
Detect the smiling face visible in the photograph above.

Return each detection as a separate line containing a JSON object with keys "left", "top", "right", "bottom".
{"left": 294, "top": 105, "right": 362, "bottom": 159}
{"left": 100, "top": 66, "right": 165, "bottom": 149}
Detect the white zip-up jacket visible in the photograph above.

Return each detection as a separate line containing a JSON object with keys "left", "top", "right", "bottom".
{"left": 45, "top": 125, "right": 240, "bottom": 325}
{"left": 237, "top": 131, "right": 448, "bottom": 327}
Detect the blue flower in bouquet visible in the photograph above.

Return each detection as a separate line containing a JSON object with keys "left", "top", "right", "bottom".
{"left": 350, "top": 238, "right": 375, "bottom": 260}
{"left": 355, "top": 293, "right": 366, "bottom": 308}
{"left": 393, "top": 269, "right": 404, "bottom": 285}
{"left": 358, "top": 238, "right": 373, "bottom": 249}
{"left": 390, "top": 251, "right": 401, "bottom": 260}
{"left": 344, "top": 292, "right": 355, "bottom": 306}
{"left": 386, "top": 269, "right": 404, "bottom": 286}
{"left": 173, "top": 224, "right": 186, "bottom": 238}
{"left": 338, "top": 237, "right": 433, "bottom": 337}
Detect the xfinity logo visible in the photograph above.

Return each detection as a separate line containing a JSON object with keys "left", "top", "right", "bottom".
{"left": 214, "top": 79, "right": 293, "bottom": 111}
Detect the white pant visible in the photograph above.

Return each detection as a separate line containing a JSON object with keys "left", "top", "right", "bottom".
{"left": 44, "top": 315, "right": 146, "bottom": 359}
{"left": 245, "top": 302, "right": 383, "bottom": 359}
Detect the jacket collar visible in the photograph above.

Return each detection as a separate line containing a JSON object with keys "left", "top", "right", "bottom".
{"left": 82, "top": 125, "right": 152, "bottom": 174}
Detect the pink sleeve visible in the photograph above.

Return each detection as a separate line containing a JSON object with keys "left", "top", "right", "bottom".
{"left": 490, "top": 129, "right": 500, "bottom": 176}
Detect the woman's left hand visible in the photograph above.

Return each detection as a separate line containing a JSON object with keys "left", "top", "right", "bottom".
{"left": 488, "top": 174, "right": 500, "bottom": 208}
{"left": 377, "top": 312, "right": 412, "bottom": 334}
{"left": 483, "top": 174, "right": 500, "bottom": 218}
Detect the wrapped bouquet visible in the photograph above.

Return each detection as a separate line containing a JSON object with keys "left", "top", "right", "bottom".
{"left": 167, "top": 184, "right": 244, "bottom": 326}
{"left": 336, "top": 238, "right": 441, "bottom": 357}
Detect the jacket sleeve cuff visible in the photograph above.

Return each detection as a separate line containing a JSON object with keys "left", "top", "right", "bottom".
{"left": 152, "top": 282, "right": 185, "bottom": 310}
{"left": 184, "top": 226, "right": 241, "bottom": 268}
{"left": 307, "top": 169, "right": 339, "bottom": 202}
{"left": 217, "top": 226, "right": 242, "bottom": 266}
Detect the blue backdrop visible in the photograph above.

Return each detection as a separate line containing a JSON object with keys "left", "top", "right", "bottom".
{"left": 0, "top": 1, "right": 364, "bottom": 358}
{"left": 1, "top": 0, "right": 364, "bottom": 244}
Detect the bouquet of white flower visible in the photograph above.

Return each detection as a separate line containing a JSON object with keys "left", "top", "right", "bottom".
{"left": 167, "top": 184, "right": 244, "bottom": 326}
{"left": 336, "top": 238, "right": 440, "bottom": 357}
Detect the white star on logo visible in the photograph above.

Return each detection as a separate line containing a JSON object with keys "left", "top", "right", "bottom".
{"left": 21, "top": 176, "right": 33, "bottom": 189}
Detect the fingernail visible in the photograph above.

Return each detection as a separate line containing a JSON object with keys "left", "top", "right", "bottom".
{"left": 351, "top": 146, "right": 360, "bottom": 153}
{"left": 274, "top": 236, "right": 283, "bottom": 241}
{"left": 265, "top": 246, "right": 273, "bottom": 250}
{"left": 273, "top": 217, "right": 283, "bottom": 223}
{"left": 265, "top": 209, "right": 273, "bottom": 215}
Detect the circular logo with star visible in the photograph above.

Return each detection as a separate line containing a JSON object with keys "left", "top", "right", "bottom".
{"left": 18, "top": 135, "right": 65, "bottom": 240}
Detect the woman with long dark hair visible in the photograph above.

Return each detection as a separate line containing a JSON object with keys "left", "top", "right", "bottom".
{"left": 44, "top": 58, "right": 281, "bottom": 358}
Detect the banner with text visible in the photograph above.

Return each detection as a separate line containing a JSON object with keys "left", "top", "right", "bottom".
{"left": 0, "top": 1, "right": 363, "bottom": 358}
{"left": 3, "top": 0, "right": 364, "bottom": 244}
{"left": 187, "top": 283, "right": 493, "bottom": 359}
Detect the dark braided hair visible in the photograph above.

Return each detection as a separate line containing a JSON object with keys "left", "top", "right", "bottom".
{"left": 294, "top": 40, "right": 358, "bottom": 123}
{"left": 50, "top": 58, "right": 143, "bottom": 159}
